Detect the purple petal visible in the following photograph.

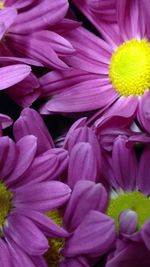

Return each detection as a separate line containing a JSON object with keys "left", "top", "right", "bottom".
{"left": 6, "top": 135, "right": 37, "bottom": 185}
{"left": 31, "top": 255, "right": 47, "bottom": 267}
{"left": 73, "top": 0, "right": 122, "bottom": 48}
{"left": 0, "top": 239, "right": 11, "bottom": 267}
{"left": 12, "top": 208, "right": 69, "bottom": 238}
{"left": 60, "top": 257, "right": 90, "bottom": 267}
{"left": 106, "top": 240, "right": 150, "bottom": 267}
{"left": 64, "top": 125, "right": 101, "bottom": 178}
{"left": 117, "top": 0, "right": 145, "bottom": 40}
{"left": 13, "top": 108, "right": 54, "bottom": 154}
{"left": 13, "top": 181, "right": 71, "bottom": 211}
{"left": 137, "top": 146, "right": 150, "bottom": 194}
{"left": 95, "top": 96, "right": 138, "bottom": 128}
{"left": 119, "top": 210, "right": 138, "bottom": 235}
{"left": 40, "top": 69, "right": 100, "bottom": 97}
{"left": 63, "top": 26, "right": 112, "bottom": 70}
{"left": 7, "top": 240, "right": 38, "bottom": 267}
{"left": 4, "top": 0, "right": 35, "bottom": 9}
{"left": 141, "top": 219, "right": 150, "bottom": 250}
{"left": 0, "top": 113, "right": 13, "bottom": 129}
{"left": 64, "top": 180, "right": 108, "bottom": 232}
{"left": 137, "top": 91, "right": 150, "bottom": 133}
{"left": 7, "top": 73, "right": 40, "bottom": 108}
{"left": 68, "top": 142, "right": 97, "bottom": 188}
{"left": 31, "top": 30, "right": 75, "bottom": 56}
{"left": 62, "top": 210, "right": 116, "bottom": 257}
{"left": 7, "top": 34, "right": 69, "bottom": 69}
{"left": 5, "top": 213, "right": 48, "bottom": 255}
{"left": 0, "top": 64, "right": 31, "bottom": 90}
{"left": 112, "top": 136, "right": 137, "bottom": 191}
{"left": 0, "top": 8, "right": 17, "bottom": 39}
{"left": 0, "top": 136, "right": 17, "bottom": 178}
{"left": 18, "top": 149, "right": 68, "bottom": 186}
{"left": 11, "top": 0, "right": 69, "bottom": 33}
{"left": 42, "top": 80, "right": 117, "bottom": 113}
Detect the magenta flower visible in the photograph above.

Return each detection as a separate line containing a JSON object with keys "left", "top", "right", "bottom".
{"left": 40, "top": 0, "right": 150, "bottom": 132}
{"left": 0, "top": 1, "right": 77, "bottom": 69}
{"left": 44, "top": 180, "right": 116, "bottom": 267}
{"left": 0, "top": 134, "right": 71, "bottom": 264}
{"left": 99, "top": 135, "right": 150, "bottom": 265}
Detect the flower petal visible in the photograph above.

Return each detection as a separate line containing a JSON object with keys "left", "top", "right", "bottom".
{"left": 68, "top": 143, "right": 97, "bottom": 188}
{"left": 7, "top": 135, "right": 37, "bottom": 185}
{"left": 137, "top": 146, "right": 150, "bottom": 194}
{"left": 13, "top": 108, "right": 54, "bottom": 154}
{"left": 19, "top": 149, "right": 68, "bottom": 186}
{"left": 13, "top": 181, "right": 71, "bottom": 211}
{"left": 62, "top": 210, "right": 116, "bottom": 257}
{"left": 5, "top": 213, "right": 48, "bottom": 255}
{"left": 0, "top": 136, "right": 17, "bottom": 179}
{"left": 0, "top": 64, "right": 31, "bottom": 90}
{"left": 64, "top": 181, "right": 108, "bottom": 232}
{"left": 0, "top": 7, "right": 17, "bottom": 39}
{"left": 41, "top": 80, "right": 117, "bottom": 113}
{"left": 112, "top": 136, "right": 137, "bottom": 191}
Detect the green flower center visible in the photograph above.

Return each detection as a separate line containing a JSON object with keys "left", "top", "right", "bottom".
{"left": 0, "top": 183, "right": 12, "bottom": 229}
{"left": 107, "top": 191, "right": 150, "bottom": 230}
{"left": 109, "top": 39, "right": 150, "bottom": 96}
{"left": 45, "top": 210, "right": 64, "bottom": 267}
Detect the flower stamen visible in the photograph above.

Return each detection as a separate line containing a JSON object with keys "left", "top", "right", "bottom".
{"left": 109, "top": 39, "right": 150, "bottom": 96}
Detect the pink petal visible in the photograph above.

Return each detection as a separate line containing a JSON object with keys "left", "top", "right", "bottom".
{"left": 0, "top": 64, "right": 31, "bottom": 90}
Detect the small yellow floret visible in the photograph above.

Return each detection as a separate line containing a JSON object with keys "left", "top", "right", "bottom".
{"left": 45, "top": 209, "right": 64, "bottom": 267}
{"left": 109, "top": 39, "right": 150, "bottom": 96}
{"left": 0, "top": 183, "right": 12, "bottom": 228}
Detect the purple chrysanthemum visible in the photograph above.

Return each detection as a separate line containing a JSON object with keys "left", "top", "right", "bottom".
{"left": 100, "top": 135, "right": 150, "bottom": 266}
{"left": 39, "top": 0, "right": 150, "bottom": 133}
{"left": 43, "top": 180, "right": 116, "bottom": 267}
{"left": 0, "top": 134, "right": 71, "bottom": 266}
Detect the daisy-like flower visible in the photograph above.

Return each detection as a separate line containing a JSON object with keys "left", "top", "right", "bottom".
{"left": 0, "top": 1, "right": 77, "bottom": 70}
{"left": 100, "top": 135, "right": 150, "bottom": 266}
{"left": 0, "top": 134, "right": 71, "bottom": 265}
{"left": 40, "top": 0, "right": 150, "bottom": 132}
{"left": 43, "top": 180, "right": 116, "bottom": 267}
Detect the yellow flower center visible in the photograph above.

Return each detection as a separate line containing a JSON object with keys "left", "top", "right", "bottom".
{"left": 109, "top": 39, "right": 150, "bottom": 96}
{"left": 107, "top": 191, "right": 150, "bottom": 231}
{"left": 0, "top": 1, "right": 3, "bottom": 9}
{"left": 0, "top": 183, "right": 12, "bottom": 230}
{"left": 45, "top": 210, "right": 64, "bottom": 267}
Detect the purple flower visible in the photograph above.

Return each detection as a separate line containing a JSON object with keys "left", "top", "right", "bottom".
{"left": 0, "top": 1, "right": 77, "bottom": 69}
{"left": 39, "top": 0, "right": 150, "bottom": 133}
{"left": 99, "top": 135, "right": 150, "bottom": 265}
{"left": 0, "top": 134, "right": 71, "bottom": 264}
{"left": 44, "top": 180, "right": 116, "bottom": 267}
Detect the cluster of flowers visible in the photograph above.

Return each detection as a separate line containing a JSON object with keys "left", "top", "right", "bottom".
{"left": 1, "top": 0, "right": 150, "bottom": 266}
